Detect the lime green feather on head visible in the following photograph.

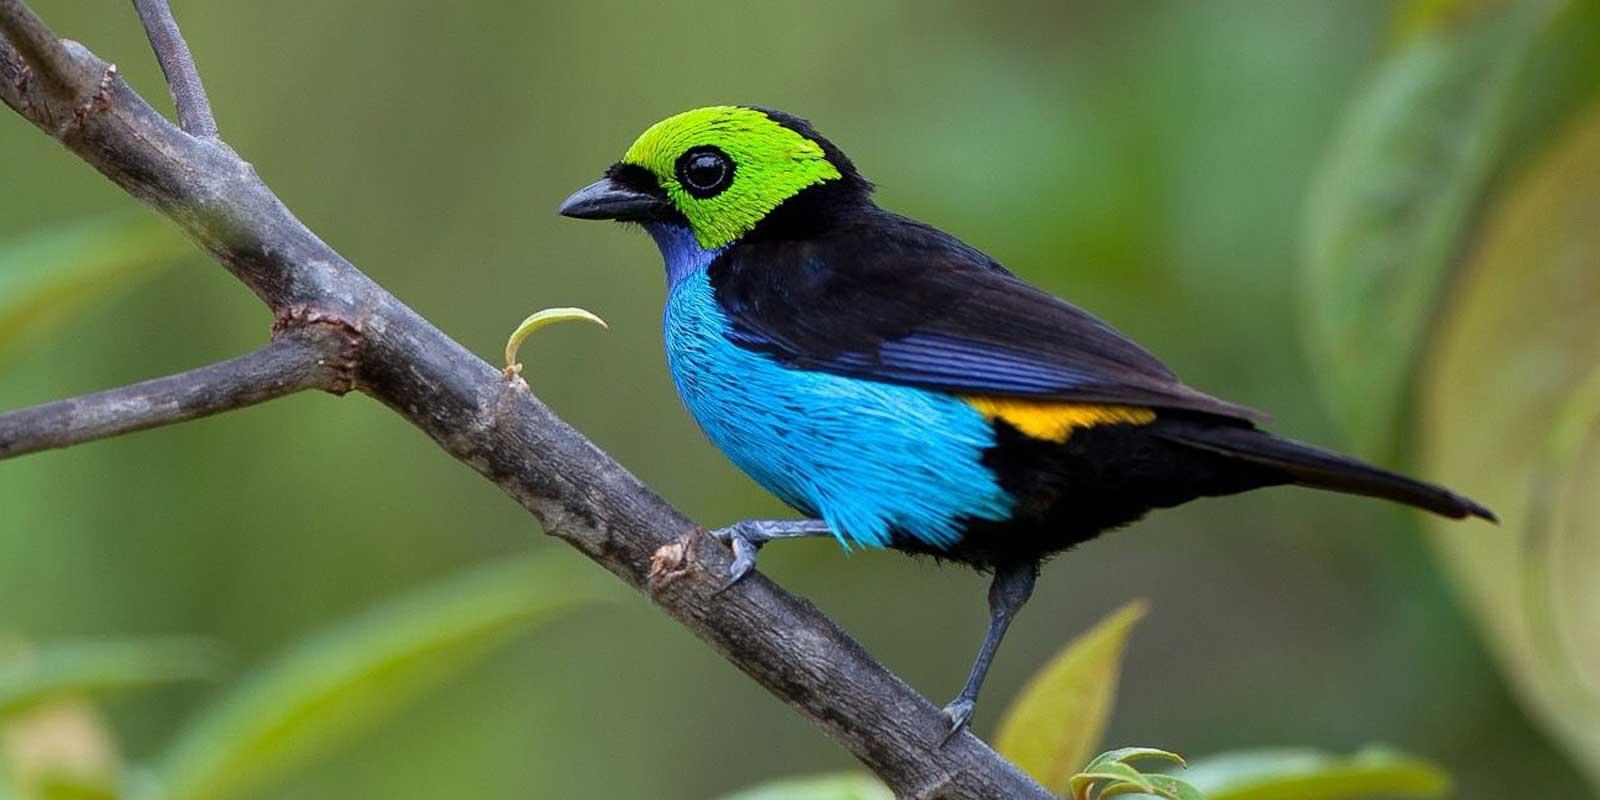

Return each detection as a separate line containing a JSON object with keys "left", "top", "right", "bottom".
{"left": 622, "top": 106, "right": 844, "bottom": 249}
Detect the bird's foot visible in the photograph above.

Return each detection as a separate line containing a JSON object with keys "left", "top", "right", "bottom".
{"left": 940, "top": 697, "right": 975, "bottom": 745}
{"left": 708, "top": 521, "right": 764, "bottom": 593}
{"left": 706, "top": 519, "right": 834, "bottom": 594}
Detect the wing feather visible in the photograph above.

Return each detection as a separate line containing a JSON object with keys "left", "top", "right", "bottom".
{"left": 709, "top": 209, "right": 1269, "bottom": 424}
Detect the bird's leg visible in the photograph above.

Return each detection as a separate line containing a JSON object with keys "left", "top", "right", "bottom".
{"left": 708, "top": 519, "right": 834, "bottom": 589}
{"left": 942, "top": 559, "right": 1039, "bottom": 742}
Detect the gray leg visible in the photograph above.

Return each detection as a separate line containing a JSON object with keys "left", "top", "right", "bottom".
{"left": 942, "top": 560, "right": 1039, "bottom": 742}
{"left": 709, "top": 519, "right": 834, "bottom": 589}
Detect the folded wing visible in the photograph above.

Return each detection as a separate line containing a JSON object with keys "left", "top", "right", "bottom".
{"left": 709, "top": 209, "right": 1269, "bottom": 424}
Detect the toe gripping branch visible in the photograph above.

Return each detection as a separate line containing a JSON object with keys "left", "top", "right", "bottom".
{"left": 708, "top": 519, "right": 835, "bottom": 593}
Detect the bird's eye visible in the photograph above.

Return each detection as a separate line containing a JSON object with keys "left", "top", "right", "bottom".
{"left": 675, "top": 146, "right": 734, "bottom": 198}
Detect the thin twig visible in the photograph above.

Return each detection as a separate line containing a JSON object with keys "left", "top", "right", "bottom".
{"left": 0, "top": 326, "right": 353, "bottom": 460}
{"left": 128, "top": 0, "right": 215, "bottom": 137}
{"left": 0, "top": 3, "right": 1053, "bottom": 797}
{"left": 0, "top": 0, "right": 98, "bottom": 101}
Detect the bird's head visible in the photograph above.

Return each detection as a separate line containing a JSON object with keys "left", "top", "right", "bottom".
{"left": 558, "top": 106, "right": 870, "bottom": 252}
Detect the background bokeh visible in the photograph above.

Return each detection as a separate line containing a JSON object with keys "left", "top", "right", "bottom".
{"left": 1, "top": 1, "right": 1593, "bottom": 798}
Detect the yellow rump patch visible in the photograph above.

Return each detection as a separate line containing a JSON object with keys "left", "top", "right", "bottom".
{"left": 964, "top": 397, "right": 1156, "bottom": 442}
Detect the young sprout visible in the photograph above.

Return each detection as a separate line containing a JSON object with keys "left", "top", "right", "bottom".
{"left": 503, "top": 307, "right": 609, "bottom": 380}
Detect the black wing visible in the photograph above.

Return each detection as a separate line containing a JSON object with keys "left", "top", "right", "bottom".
{"left": 708, "top": 209, "right": 1269, "bottom": 424}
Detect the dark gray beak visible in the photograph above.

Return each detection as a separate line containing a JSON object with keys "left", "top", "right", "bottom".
{"left": 557, "top": 177, "right": 670, "bottom": 221}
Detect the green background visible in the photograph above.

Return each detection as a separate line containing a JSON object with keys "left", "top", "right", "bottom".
{"left": 0, "top": 1, "right": 1584, "bottom": 798}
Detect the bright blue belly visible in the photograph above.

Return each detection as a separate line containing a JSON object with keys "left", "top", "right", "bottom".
{"left": 664, "top": 268, "right": 1014, "bottom": 550}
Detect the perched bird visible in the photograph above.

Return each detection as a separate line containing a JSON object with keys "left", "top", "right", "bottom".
{"left": 558, "top": 106, "right": 1494, "bottom": 737}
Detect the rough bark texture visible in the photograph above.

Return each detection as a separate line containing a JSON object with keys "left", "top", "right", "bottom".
{"left": 0, "top": 325, "right": 355, "bottom": 459}
{"left": 0, "top": 5, "right": 1054, "bottom": 798}
{"left": 128, "top": 0, "right": 216, "bottom": 137}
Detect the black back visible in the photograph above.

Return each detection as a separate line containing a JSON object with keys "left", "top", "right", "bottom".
{"left": 709, "top": 204, "right": 1268, "bottom": 423}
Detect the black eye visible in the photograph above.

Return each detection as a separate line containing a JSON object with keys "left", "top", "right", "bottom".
{"left": 675, "top": 146, "right": 734, "bottom": 198}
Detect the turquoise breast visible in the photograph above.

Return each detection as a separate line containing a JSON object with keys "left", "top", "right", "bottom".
{"left": 663, "top": 267, "right": 1014, "bottom": 550}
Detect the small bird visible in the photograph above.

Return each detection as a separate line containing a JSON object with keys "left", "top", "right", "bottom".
{"left": 558, "top": 106, "right": 1494, "bottom": 737}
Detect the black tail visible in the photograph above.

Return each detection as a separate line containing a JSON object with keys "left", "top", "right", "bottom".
{"left": 1158, "top": 423, "right": 1496, "bottom": 522}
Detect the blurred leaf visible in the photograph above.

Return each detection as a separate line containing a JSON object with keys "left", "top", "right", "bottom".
{"left": 1389, "top": 0, "right": 1512, "bottom": 41}
{"left": 24, "top": 774, "right": 118, "bottom": 800}
{"left": 154, "top": 553, "right": 612, "bottom": 800}
{"left": 0, "top": 212, "right": 189, "bottom": 370}
{"left": 995, "top": 600, "right": 1148, "bottom": 794}
{"left": 1069, "top": 747, "right": 1197, "bottom": 800}
{"left": 715, "top": 773, "right": 893, "bottom": 800}
{"left": 0, "top": 639, "right": 223, "bottom": 719}
{"left": 1421, "top": 102, "right": 1600, "bottom": 789}
{"left": 0, "top": 700, "right": 121, "bottom": 800}
{"left": 1302, "top": 0, "right": 1555, "bottom": 459}
{"left": 1495, "top": 0, "right": 1600, "bottom": 172}
{"left": 1182, "top": 746, "right": 1450, "bottom": 800}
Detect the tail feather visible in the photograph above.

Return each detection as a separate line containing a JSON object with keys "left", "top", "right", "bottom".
{"left": 1158, "top": 423, "right": 1496, "bottom": 522}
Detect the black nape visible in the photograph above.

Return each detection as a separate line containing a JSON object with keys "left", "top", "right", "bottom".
{"left": 746, "top": 106, "right": 874, "bottom": 196}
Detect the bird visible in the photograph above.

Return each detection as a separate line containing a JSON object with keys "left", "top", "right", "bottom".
{"left": 556, "top": 105, "right": 1495, "bottom": 739}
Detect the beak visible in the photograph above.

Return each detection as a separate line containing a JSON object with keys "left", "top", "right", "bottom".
{"left": 557, "top": 177, "right": 671, "bottom": 221}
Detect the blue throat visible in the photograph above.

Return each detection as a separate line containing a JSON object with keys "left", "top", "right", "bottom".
{"left": 645, "top": 223, "right": 721, "bottom": 289}
{"left": 647, "top": 222, "right": 1015, "bottom": 551}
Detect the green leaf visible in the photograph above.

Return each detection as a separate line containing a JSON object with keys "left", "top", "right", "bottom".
{"left": 995, "top": 599, "right": 1149, "bottom": 794}
{"left": 0, "top": 638, "right": 223, "bottom": 719}
{"left": 1420, "top": 102, "right": 1600, "bottom": 789}
{"left": 0, "top": 211, "right": 189, "bottom": 369}
{"left": 1145, "top": 775, "right": 1208, "bottom": 800}
{"left": 1070, "top": 762, "right": 1156, "bottom": 799}
{"left": 1070, "top": 747, "right": 1197, "bottom": 800}
{"left": 1086, "top": 748, "right": 1188, "bottom": 772}
{"left": 1182, "top": 746, "right": 1450, "bottom": 800}
{"left": 153, "top": 553, "right": 613, "bottom": 800}
{"left": 1302, "top": 0, "right": 1555, "bottom": 459}
{"left": 715, "top": 773, "right": 893, "bottom": 800}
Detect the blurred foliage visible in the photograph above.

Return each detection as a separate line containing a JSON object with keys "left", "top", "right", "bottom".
{"left": 714, "top": 774, "right": 894, "bottom": 800}
{"left": 1419, "top": 105, "right": 1600, "bottom": 786}
{"left": 1, "top": 700, "right": 124, "bottom": 800}
{"left": 726, "top": 606, "right": 1450, "bottom": 800}
{"left": 0, "top": 640, "right": 222, "bottom": 720}
{"left": 1302, "top": 0, "right": 1554, "bottom": 460}
{"left": 152, "top": 554, "right": 611, "bottom": 800}
{"left": 0, "top": 555, "right": 606, "bottom": 800}
{"left": 4, "top": 1, "right": 1595, "bottom": 798}
{"left": 1183, "top": 747, "right": 1449, "bottom": 800}
{"left": 0, "top": 213, "right": 187, "bottom": 371}
{"left": 1302, "top": 0, "right": 1600, "bottom": 792}
{"left": 996, "top": 600, "right": 1148, "bottom": 793}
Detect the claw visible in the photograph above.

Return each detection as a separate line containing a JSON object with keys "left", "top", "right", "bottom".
{"left": 940, "top": 698, "right": 974, "bottom": 745}
{"left": 714, "top": 537, "right": 760, "bottom": 595}
{"left": 710, "top": 523, "right": 761, "bottom": 595}
{"left": 706, "top": 519, "right": 830, "bottom": 595}
{"left": 728, "top": 534, "right": 759, "bottom": 582}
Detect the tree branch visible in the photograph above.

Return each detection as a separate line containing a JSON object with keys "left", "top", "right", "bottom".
{"left": 128, "top": 0, "right": 216, "bottom": 137}
{"left": 0, "top": 0, "right": 98, "bottom": 103}
{"left": 0, "top": 5, "right": 1052, "bottom": 798}
{"left": 0, "top": 325, "right": 354, "bottom": 460}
